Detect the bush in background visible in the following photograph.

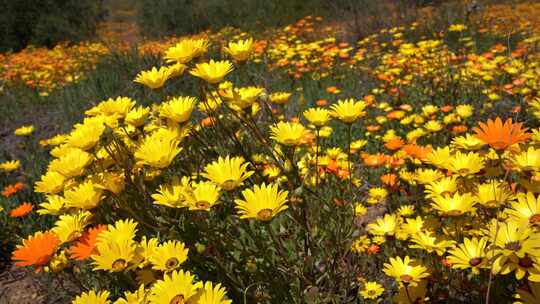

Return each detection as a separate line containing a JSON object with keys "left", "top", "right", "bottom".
{"left": 0, "top": 0, "right": 105, "bottom": 52}
{"left": 137, "top": 0, "right": 328, "bottom": 38}
{"left": 135, "top": 0, "right": 459, "bottom": 40}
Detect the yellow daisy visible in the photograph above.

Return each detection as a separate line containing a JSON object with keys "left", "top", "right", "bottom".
{"left": 148, "top": 270, "right": 202, "bottom": 304}
{"left": 190, "top": 60, "right": 234, "bottom": 84}
{"left": 234, "top": 183, "right": 288, "bottom": 221}
{"left": 149, "top": 240, "right": 189, "bottom": 272}
{"left": 201, "top": 156, "right": 254, "bottom": 191}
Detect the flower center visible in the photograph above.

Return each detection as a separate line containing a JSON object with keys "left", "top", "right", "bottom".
{"left": 221, "top": 180, "right": 237, "bottom": 191}
{"left": 469, "top": 257, "right": 482, "bottom": 267}
{"left": 519, "top": 255, "right": 534, "bottom": 268}
{"left": 484, "top": 200, "right": 498, "bottom": 208}
{"left": 112, "top": 259, "right": 127, "bottom": 271}
{"left": 446, "top": 210, "right": 463, "bottom": 216}
{"left": 170, "top": 294, "right": 185, "bottom": 304}
{"left": 195, "top": 200, "right": 211, "bottom": 210}
{"left": 458, "top": 168, "right": 469, "bottom": 175}
{"left": 505, "top": 241, "right": 522, "bottom": 251}
{"left": 491, "top": 141, "right": 508, "bottom": 150}
{"left": 67, "top": 231, "right": 82, "bottom": 242}
{"left": 283, "top": 138, "right": 299, "bottom": 146}
{"left": 400, "top": 274, "right": 413, "bottom": 283}
{"left": 529, "top": 214, "right": 540, "bottom": 224}
{"left": 256, "top": 208, "right": 273, "bottom": 221}
{"left": 165, "top": 257, "right": 179, "bottom": 270}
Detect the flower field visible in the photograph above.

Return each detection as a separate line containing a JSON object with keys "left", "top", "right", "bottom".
{"left": 2, "top": 1, "right": 540, "bottom": 303}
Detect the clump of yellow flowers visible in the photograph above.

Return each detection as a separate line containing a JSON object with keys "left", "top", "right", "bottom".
{"left": 8, "top": 14, "right": 540, "bottom": 304}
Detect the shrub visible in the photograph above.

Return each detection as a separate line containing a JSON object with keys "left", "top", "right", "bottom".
{"left": 0, "top": 0, "right": 105, "bottom": 52}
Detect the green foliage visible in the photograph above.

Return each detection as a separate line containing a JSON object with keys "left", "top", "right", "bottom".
{"left": 137, "top": 0, "right": 328, "bottom": 38}
{"left": 0, "top": 0, "right": 105, "bottom": 52}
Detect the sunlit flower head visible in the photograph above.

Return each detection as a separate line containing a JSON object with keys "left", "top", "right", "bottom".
{"left": 165, "top": 38, "right": 209, "bottom": 64}
{"left": 64, "top": 180, "right": 104, "bottom": 210}
{"left": 185, "top": 181, "right": 221, "bottom": 211}
{"left": 0, "top": 160, "right": 20, "bottom": 172}
{"left": 359, "top": 281, "right": 384, "bottom": 300}
{"left": 410, "top": 231, "right": 455, "bottom": 256}
{"left": 235, "top": 183, "right": 288, "bottom": 221}
{"left": 451, "top": 134, "right": 486, "bottom": 150}
{"left": 51, "top": 210, "right": 92, "bottom": 243}
{"left": 134, "top": 66, "right": 173, "bottom": 89}
{"left": 190, "top": 60, "right": 234, "bottom": 84}
{"left": 223, "top": 86, "right": 264, "bottom": 109}
{"left": 9, "top": 202, "right": 34, "bottom": 218}
{"left": 474, "top": 117, "right": 530, "bottom": 150}
{"left": 456, "top": 104, "right": 474, "bottom": 118}
{"left": 126, "top": 106, "right": 150, "bottom": 127}
{"left": 425, "top": 147, "right": 452, "bottom": 169}
{"left": 447, "top": 237, "right": 489, "bottom": 274}
{"left": 330, "top": 99, "right": 366, "bottom": 123}
{"left": 383, "top": 256, "right": 429, "bottom": 287}
{"left": 475, "top": 180, "right": 513, "bottom": 208}
{"left": 425, "top": 176, "right": 458, "bottom": 198}
{"left": 14, "top": 125, "right": 34, "bottom": 136}
{"left": 48, "top": 148, "right": 93, "bottom": 178}
{"left": 431, "top": 192, "right": 476, "bottom": 216}
{"left": 224, "top": 38, "right": 254, "bottom": 62}
{"left": 148, "top": 270, "right": 202, "bottom": 304}
{"left": 202, "top": 156, "right": 254, "bottom": 191}
{"left": 37, "top": 194, "right": 66, "bottom": 215}
{"left": 12, "top": 231, "right": 60, "bottom": 272}
{"left": 303, "top": 107, "right": 331, "bottom": 127}
{"left": 368, "top": 213, "right": 399, "bottom": 236}
{"left": 149, "top": 240, "right": 188, "bottom": 272}
{"left": 160, "top": 96, "right": 198, "bottom": 124}
{"left": 68, "top": 225, "right": 108, "bottom": 260}
{"left": 415, "top": 168, "right": 444, "bottom": 185}
{"left": 506, "top": 192, "right": 540, "bottom": 227}
{"left": 513, "top": 147, "right": 540, "bottom": 172}
{"left": 152, "top": 176, "right": 191, "bottom": 208}
{"left": 269, "top": 92, "right": 292, "bottom": 104}
{"left": 92, "top": 220, "right": 138, "bottom": 272}
{"left": 448, "top": 151, "right": 484, "bottom": 176}
{"left": 270, "top": 121, "right": 307, "bottom": 146}
{"left": 135, "top": 131, "right": 182, "bottom": 168}
{"left": 85, "top": 96, "right": 135, "bottom": 118}
{"left": 72, "top": 290, "right": 110, "bottom": 304}
{"left": 192, "top": 281, "right": 232, "bottom": 304}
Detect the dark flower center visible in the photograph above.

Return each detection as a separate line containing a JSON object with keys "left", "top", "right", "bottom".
{"left": 519, "top": 255, "right": 534, "bottom": 268}
{"left": 170, "top": 294, "right": 185, "bottom": 304}
{"left": 505, "top": 241, "right": 522, "bottom": 251}
{"left": 196, "top": 200, "right": 211, "bottom": 210}
{"left": 469, "top": 257, "right": 482, "bottom": 267}
{"left": 112, "top": 259, "right": 127, "bottom": 271}
{"left": 257, "top": 209, "right": 273, "bottom": 221}
{"left": 400, "top": 274, "right": 413, "bottom": 283}
{"left": 166, "top": 257, "right": 179, "bottom": 270}
{"left": 529, "top": 214, "right": 540, "bottom": 224}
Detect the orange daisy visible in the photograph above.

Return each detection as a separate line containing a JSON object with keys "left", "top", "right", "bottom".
{"left": 12, "top": 231, "right": 60, "bottom": 272}
{"left": 362, "top": 153, "right": 387, "bottom": 167}
{"left": 385, "top": 138, "right": 405, "bottom": 150}
{"left": 316, "top": 99, "right": 328, "bottom": 106}
{"left": 10, "top": 202, "right": 33, "bottom": 218}
{"left": 67, "top": 225, "right": 108, "bottom": 260}
{"left": 201, "top": 116, "right": 216, "bottom": 127}
{"left": 474, "top": 117, "right": 530, "bottom": 150}
{"left": 452, "top": 125, "right": 468, "bottom": 134}
{"left": 402, "top": 144, "right": 432, "bottom": 161}
{"left": 1, "top": 182, "right": 24, "bottom": 197}
{"left": 381, "top": 173, "right": 399, "bottom": 187}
